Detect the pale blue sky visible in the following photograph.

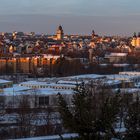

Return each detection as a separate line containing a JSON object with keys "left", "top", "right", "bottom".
{"left": 0, "top": 0, "right": 139, "bottom": 35}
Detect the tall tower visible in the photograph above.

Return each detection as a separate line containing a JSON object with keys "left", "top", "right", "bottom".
{"left": 91, "top": 30, "right": 95, "bottom": 39}
{"left": 91, "top": 29, "right": 98, "bottom": 40}
{"left": 131, "top": 32, "right": 140, "bottom": 47}
{"left": 56, "top": 25, "right": 64, "bottom": 40}
{"left": 136, "top": 32, "right": 140, "bottom": 47}
{"left": 131, "top": 32, "right": 137, "bottom": 47}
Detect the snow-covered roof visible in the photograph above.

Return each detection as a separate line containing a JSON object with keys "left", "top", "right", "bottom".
{"left": 25, "top": 74, "right": 106, "bottom": 84}
{"left": 105, "top": 80, "right": 121, "bottom": 86}
{"left": 106, "top": 74, "right": 139, "bottom": 81}
{"left": 2, "top": 85, "right": 32, "bottom": 96}
{"left": 20, "top": 81, "right": 76, "bottom": 88}
{"left": 67, "top": 74, "right": 105, "bottom": 79}
{"left": 57, "top": 80, "right": 82, "bottom": 85}
{"left": 4, "top": 85, "right": 30, "bottom": 92}
{"left": 0, "top": 79, "right": 12, "bottom": 84}
{"left": 1, "top": 85, "right": 73, "bottom": 96}
{"left": 119, "top": 71, "right": 140, "bottom": 76}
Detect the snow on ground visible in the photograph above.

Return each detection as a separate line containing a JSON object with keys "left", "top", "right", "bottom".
{"left": 12, "top": 133, "right": 78, "bottom": 140}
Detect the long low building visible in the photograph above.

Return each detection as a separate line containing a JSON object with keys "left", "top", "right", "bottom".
{"left": 1, "top": 73, "right": 140, "bottom": 108}
{"left": 1, "top": 84, "right": 74, "bottom": 108}
{"left": 20, "top": 81, "right": 76, "bottom": 90}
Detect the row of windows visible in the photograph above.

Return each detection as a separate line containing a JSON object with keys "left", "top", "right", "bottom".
{"left": 21, "top": 84, "right": 74, "bottom": 90}
{"left": 39, "top": 96, "right": 49, "bottom": 106}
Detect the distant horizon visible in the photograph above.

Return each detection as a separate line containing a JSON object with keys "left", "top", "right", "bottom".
{"left": 0, "top": 0, "right": 139, "bottom": 36}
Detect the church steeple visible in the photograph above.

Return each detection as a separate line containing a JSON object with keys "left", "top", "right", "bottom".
{"left": 133, "top": 32, "right": 137, "bottom": 38}
{"left": 56, "top": 25, "right": 64, "bottom": 40}
{"left": 92, "top": 30, "right": 95, "bottom": 39}
{"left": 91, "top": 29, "right": 98, "bottom": 39}
{"left": 131, "top": 32, "right": 140, "bottom": 47}
{"left": 58, "top": 25, "right": 63, "bottom": 30}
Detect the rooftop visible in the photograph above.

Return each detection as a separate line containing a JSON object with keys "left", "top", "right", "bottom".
{"left": 0, "top": 79, "right": 12, "bottom": 84}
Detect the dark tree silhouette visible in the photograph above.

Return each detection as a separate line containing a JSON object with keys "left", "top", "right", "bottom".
{"left": 57, "top": 82, "right": 120, "bottom": 140}
{"left": 124, "top": 95, "right": 140, "bottom": 140}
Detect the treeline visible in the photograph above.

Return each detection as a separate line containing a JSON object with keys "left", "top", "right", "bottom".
{"left": 53, "top": 57, "right": 131, "bottom": 76}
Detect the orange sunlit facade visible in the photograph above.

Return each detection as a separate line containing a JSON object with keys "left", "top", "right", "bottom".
{"left": 0, "top": 55, "right": 59, "bottom": 74}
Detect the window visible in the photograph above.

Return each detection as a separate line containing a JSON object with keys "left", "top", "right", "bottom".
{"left": 39, "top": 96, "right": 49, "bottom": 106}
{"left": 2, "top": 85, "right": 7, "bottom": 88}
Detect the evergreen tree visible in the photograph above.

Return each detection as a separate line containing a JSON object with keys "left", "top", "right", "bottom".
{"left": 57, "top": 92, "right": 74, "bottom": 131}
{"left": 124, "top": 95, "right": 140, "bottom": 140}
{"left": 72, "top": 82, "right": 96, "bottom": 139}
{"left": 57, "top": 82, "right": 120, "bottom": 140}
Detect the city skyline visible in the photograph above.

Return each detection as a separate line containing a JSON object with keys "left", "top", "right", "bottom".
{"left": 0, "top": 0, "right": 139, "bottom": 36}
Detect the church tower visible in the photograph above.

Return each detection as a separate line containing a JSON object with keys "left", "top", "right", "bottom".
{"left": 56, "top": 25, "right": 64, "bottom": 40}
{"left": 131, "top": 32, "right": 137, "bottom": 47}
{"left": 91, "top": 30, "right": 95, "bottom": 39}
{"left": 131, "top": 32, "right": 140, "bottom": 47}
{"left": 136, "top": 32, "right": 140, "bottom": 47}
{"left": 91, "top": 29, "right": 98, "bottom": 40}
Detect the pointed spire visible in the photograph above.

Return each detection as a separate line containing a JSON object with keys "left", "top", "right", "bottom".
{"left": 92, "top": 30, "right": 95, "bottom": 35}
{"left": 58, "top": 25, "right": 63, "bottom": 30}
{"left": 133, "top": 32, "right": 137, "bottom": 38}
